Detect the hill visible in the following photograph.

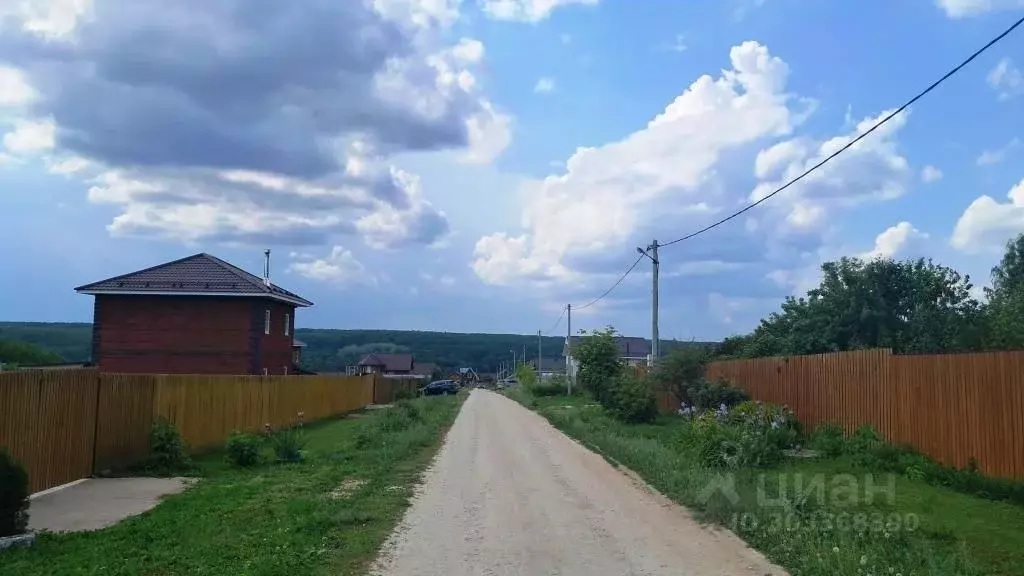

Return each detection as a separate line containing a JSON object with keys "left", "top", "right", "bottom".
{"left": 0, "top": 322, "right": 716, "bottom": 373}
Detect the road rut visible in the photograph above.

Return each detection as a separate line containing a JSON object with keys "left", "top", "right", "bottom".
{"left": 371, "top": 389, "right": 786, "bottom": 576}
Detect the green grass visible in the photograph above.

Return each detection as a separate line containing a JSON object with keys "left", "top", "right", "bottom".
{"left": 0, "top": 396, "right": 464, "bottom": 576}
{"left": 508, "top": 389, "right": 1024, "bottom": 576}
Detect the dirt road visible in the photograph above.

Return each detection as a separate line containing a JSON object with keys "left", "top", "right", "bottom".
{"left": 372, "top": 390, "right": 785, "bottom": 576}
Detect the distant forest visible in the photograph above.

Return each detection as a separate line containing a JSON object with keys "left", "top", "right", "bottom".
{"left": 0, "top": 322, "right": 713, "bottom": 373}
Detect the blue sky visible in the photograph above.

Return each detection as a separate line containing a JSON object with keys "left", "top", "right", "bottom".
{"left": 1, "top": 0, "right": 1023, "bottom": 340}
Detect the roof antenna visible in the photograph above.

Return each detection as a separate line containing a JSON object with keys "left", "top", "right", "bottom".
{"left": 263, "top": 249, "right": 271, "bottom": 287}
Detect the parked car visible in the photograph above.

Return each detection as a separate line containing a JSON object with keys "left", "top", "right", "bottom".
{"left": 497, "top": 378, "right": 519, "bottom": 388}
{"left": 423, "top": 379, "right": 458, "bottom": 396}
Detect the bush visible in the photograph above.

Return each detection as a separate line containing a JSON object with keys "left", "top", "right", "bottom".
{"left": 691, "top": 401, "right": 798, "bottom": 469}
{"left": 225, "top": 431, "right": 261, "bottom": 467}
{"left": 396, "top": 399, "right": 422, "bottom": 422}
{"left": 689, "top": 378, "right": 749, "bottom": 412}
{"left": 377, "top": 407, "right": 414, "bottom": 433}
{"left": 605, "top": 374, "right": 657, "bottom": 424}
{"left": 265, "top": 413, "right": 308, "bottom": 463}
{"left": 394, "top": 388, "right": 417, "bottom": 401}
{"left": 269, "top": 428, "right": 307, "bottom": 463}
{"left": 530, "top": 379, "right": 565, "bottom": 397}
{"left": 808, "top": 422, "right": 846, "bottom": 457}
{"left": 0, "top": 451, "right": 29, "bottom": 537}
{"left": 140, "top": 418, "right": 191, "bottom": 475}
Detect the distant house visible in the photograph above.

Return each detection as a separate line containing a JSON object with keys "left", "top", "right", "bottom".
{"left": 75, "top": 252, "right": 313, "bottom": 375}
{"left": 563, "top": 335, "right": 653, "bottom": 380}
{"left": 531, "top": 358, "right": 565, "bottom": 379}
{"left": 357, "top": 353, "right": 437, "bottom": 378}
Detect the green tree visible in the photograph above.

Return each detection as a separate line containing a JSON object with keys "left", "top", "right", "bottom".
{"left": 652, "top": 346, "right": 710, "bottom": 406}
{"left": 736, "top": 257, "right": 983, "bottom": 357}
{"left": 573, "top": 326, "right": 623, "bottom": 403}
{"left": 984, "top": 233, "right": 1024, "bottom": 349}
{"left": 515, "top": 363, "right": 537, "bottom": 388}
{"left": 0, "top": 339, "right": 62, "bottom": 368}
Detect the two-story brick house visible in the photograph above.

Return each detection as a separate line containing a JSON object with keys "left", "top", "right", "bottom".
{"left": 75, "top": 252, "right": 313, "bottom": 375}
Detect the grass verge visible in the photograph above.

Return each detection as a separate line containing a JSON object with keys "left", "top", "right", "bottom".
{"left": 0, "top": 395, "right": 464, "bottom": 576}
{"left": 508, "top": 389, "right": 1024, "bottom": 576}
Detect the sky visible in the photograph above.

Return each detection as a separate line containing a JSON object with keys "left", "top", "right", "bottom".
{"left": 1, "top": 0, "right": 1023, "bottom": 340}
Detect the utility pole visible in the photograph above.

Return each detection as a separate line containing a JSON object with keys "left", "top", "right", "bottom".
{"left": 566, "top": 303, "right": 573, "bottom": 395}
{"left": 537, "top": 330, "right": 542, "bottom": 379}
{"left": 637, "top": 239, "right": 660, "bottom": 367}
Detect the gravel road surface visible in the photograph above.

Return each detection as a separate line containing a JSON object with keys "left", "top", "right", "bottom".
{"left": 371, "top": 389, "right": 786, "bottom": 576}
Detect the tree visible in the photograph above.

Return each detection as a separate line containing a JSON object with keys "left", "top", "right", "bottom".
{"left": 0, "top": 339, "right": 62, "bottom": 368}
{"left": 652, "top": 346, "right": 710, "bottom": 406}
{"left": 984, "top": 234, "right": 1024, "bottom": 349}
{"left": 573, "top": 326, "right": 623, "bottom": 403}
{"left": 734, "top": 257, "right": 983, "bottom": 357}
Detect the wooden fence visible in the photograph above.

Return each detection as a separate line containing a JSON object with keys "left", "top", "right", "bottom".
{"left": 373, "top": 376, "right": 423, "bottom": 405}
{"left": 0, "top": 370, "right": 376, "bottom": 493}
{"left": 703, "top": 349, "right": 1024, "bottom": 480}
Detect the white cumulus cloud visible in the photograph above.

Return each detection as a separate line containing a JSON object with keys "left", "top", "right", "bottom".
{"left": 479, "top": 0, "right": 599, "bottom": 22}
{"left": 288, "top": 246, "right": 373, "bottom": 285}
{"left": 860, "top": 222, "right": 929, "bottom": 260}
{"left": 473, "top": 41, "right": 800, "bottom": 287}
{"left": 952, "top": 178, "right": 1024, "bottom": 253}
{"left": 921, "top": 165, "right": 944, "bottom": 183}
{"left": 936, "top": 0, "right": 1024, "bottom": 17}
{"left": 3, "top": 119, "right": 55, "bottom": 153}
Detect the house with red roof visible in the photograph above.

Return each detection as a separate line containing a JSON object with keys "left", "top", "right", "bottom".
{"left": 75, "top": 252, "right": 313, "bottom": 375}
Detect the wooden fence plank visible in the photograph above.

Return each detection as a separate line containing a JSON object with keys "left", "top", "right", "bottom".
{"left": 1, "top": 370, "right": 377, "bottom": 492}
{"left": 705, "top": 349, "right": 1024, "bottom": 479}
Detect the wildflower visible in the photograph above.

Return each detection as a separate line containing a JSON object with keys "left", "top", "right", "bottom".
{"left": 860, "top": 555, "right": 868, "bottom": 565}
{"left": 832, "top": 546, "right": 840, "bottom": 553}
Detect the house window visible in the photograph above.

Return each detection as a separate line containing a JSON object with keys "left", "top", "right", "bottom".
{"left": 264, "top": 308, "right": 271, "bottom": 335}
{"left": 284, "top": 313, "right": 290, "bottom": 336}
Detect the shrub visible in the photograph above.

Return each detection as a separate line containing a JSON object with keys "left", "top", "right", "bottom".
{"left": 530, "top": 379, "right": 565, "bottom": 397}
{"left": 394, "top": 388, "right": 417, "bottom": 401}
{"left": 808, "top": 422, "right": 846, "bottom": 457}
{"left": 140, "top": 418, "right": 191, "bottom": 475}
{"left": 396, "top": 399, "right": 421, "bottom": 422}
{"left": 377, "top": 407, "right": 414, "bottom": 433}
{"left": 691, "top": 401, "right": 798, "bottom": 469}
{"left": 265, "top": 413, "right": 308, "bottom": 463}
{"left": 225, "top": 431, "right": 261, "bottom": 467}
{"left": 689, "top": 378, "right": 749, "bottom": 412}
{"left": 605, "top": 374, "right": 657, "bottom": 424}
{"left": 0, "top": 451, "right": 29, "bottom": 537}
{"left": 269, "top": 428, "right": 306, "bottom": 463}
{"left": 653, "top": 346, "right": 711, "bottom": 406}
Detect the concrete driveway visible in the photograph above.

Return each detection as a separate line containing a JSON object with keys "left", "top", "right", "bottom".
{"left": 30, "top": 477, "right": 191, "bottom": 533}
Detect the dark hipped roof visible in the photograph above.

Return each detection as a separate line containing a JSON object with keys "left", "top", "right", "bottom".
{"left": 358, "top": 353, "right": 414, "bottom": 372}
{"left": 411, "top": 361, "right": 438, "bottom": 376}
{"left": 74, "top": 253, "right": 313, "bottom": 307}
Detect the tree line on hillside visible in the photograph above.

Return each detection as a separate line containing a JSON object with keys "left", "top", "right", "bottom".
{"left": 0, "top": 322, "right": 708, "bottom": 373}
{"left": 717, "top": 233, "right": 1024, "bottom": 359}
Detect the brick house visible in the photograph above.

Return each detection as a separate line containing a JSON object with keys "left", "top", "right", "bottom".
{"left": 75, "top": 252, "right": 313, "bottom": 375}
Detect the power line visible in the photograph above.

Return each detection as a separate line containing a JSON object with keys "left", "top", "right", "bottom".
{"left": 573, "top": 253, "right": 645, "bottom": 310}
{"left": 543, "top": 305, "right": 566, "bottom": 335}
{"left": 661, "top": 14, "right": 1024, "bottom": 249}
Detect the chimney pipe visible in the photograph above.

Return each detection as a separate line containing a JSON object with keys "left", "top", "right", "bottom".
{"left": 263, "top": 249, "right": 271, "bottom": 287}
